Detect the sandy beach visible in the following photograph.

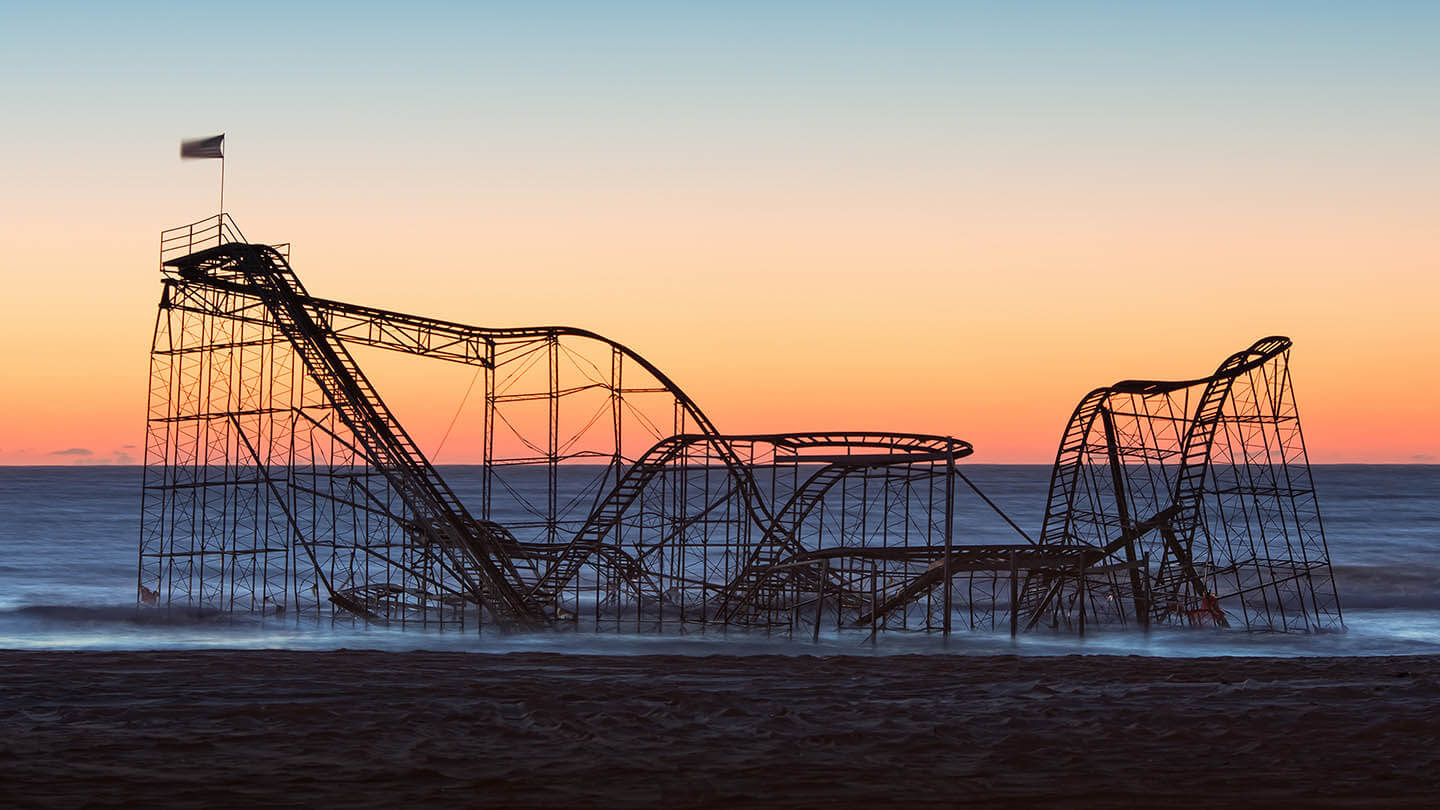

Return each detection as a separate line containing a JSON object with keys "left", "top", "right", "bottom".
{"left": 2, "top": 650, "right": 1438, "bottom": 807}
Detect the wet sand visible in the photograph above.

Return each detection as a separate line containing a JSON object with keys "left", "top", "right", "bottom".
{"left": 3, "top": 650, "right": 1438, "bottom": 807}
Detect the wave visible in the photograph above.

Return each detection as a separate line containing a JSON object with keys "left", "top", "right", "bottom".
{"left": 0, "top": 604, "right": 253, "bottom": 626}
{"left": 1332, "top": 565, "right": 1440, "bottom": 610}
{"left": 0, "top": 563, "right": 1433, "bottom": 632}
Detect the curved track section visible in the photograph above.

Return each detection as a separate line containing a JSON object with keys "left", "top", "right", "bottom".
{"left": 137, "top": 215, "right": 1338, "bottom": 636}
{"left": 137, "top": 216, "right": 986, "bottom": 634}
{"left": 1024, "top": 337, "right": 1339, "bottom": 632}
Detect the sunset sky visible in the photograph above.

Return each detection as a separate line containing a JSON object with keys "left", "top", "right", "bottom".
{"left": 1, "top": 1, "right": 1436, "bottom": 464}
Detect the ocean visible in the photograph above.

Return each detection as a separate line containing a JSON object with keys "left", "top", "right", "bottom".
{"left": 2, "top": 465, "right": 1436, "bottom": 657}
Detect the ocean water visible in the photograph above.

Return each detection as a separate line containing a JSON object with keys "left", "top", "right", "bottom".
{"left": 1, "top": 465, "right": 1436, "bottom": 657}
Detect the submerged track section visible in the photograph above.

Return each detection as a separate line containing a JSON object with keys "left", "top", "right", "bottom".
{"left": 138, "top": 214, "right": 1340, "bottom": 635}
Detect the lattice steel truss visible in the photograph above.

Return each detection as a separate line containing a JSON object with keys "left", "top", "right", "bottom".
{"left": 1020, "top": 338, "right": 1342, "bottom": 632}
{"left": 139, "top": 215, "right": 1341, "bottom": 635}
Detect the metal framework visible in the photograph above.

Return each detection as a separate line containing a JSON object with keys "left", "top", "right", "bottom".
{"left": 138, "top": 215, "right": 1341, "bottom": 636}
{"left": 1020, "top": 338, "right": 1342, "bottom": 632}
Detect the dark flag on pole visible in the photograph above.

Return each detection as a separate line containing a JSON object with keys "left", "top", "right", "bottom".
{"left": 181, "top": 134, "right": 224, "bottom": 159}
{"left": 181, "top": 134, "right": 227, "bottom": 217}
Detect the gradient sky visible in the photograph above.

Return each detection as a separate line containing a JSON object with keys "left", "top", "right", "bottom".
{"left": 1, "top": 1, "right": 1436, "bottom": 464}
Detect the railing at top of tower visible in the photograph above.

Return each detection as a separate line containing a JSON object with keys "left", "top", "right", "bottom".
{"left": 160, "top": 214, "right": 288, "bottom": 266}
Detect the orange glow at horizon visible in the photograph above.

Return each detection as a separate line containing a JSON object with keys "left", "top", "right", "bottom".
{"left": 3, "top": 199, "right": 1435, "bottom": 467}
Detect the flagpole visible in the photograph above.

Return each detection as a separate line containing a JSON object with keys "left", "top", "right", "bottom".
{"left": 180, "top": 134, "right": 226, "bottom": 226}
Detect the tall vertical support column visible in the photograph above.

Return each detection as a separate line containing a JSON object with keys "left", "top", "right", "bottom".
{"left": 138, "top": 286, "right": 177, "bottom": 606}
{"left": 547, "top": 332, "right": 560, "bottom": 546}
{"left": 1100, "top": 406, "right": 1146, "bottom": 625}
{"left": 942, "top": 440, "right": 955, "bottom": 636}
{"left": 482, "top": 341, "right": 496, "bottom": 521}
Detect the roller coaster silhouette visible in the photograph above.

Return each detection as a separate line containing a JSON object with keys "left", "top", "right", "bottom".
{"left": 139, "top": 215, "right": 1341, "bottom": 635}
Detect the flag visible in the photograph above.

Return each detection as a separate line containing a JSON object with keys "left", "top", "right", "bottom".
{"left": 181, "top": 134, "right": 224, "bottom": 159}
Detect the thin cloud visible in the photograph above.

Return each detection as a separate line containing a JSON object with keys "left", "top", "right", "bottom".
{"left": 50, "top": 447, "right": 93, "bottom": 457}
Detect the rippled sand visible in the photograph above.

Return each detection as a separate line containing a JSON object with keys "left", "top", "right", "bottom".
{"left": 3, "top": 651, "right": 1438, "bottom": 807}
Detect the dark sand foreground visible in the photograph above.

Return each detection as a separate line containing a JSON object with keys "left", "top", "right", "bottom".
{"left": 3, "top": 651, "right": 1438, "bottom": 808}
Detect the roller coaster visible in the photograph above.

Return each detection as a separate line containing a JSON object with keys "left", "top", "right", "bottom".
{"left": 138, "top": 215, "right": 1341, "bottom": 635}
